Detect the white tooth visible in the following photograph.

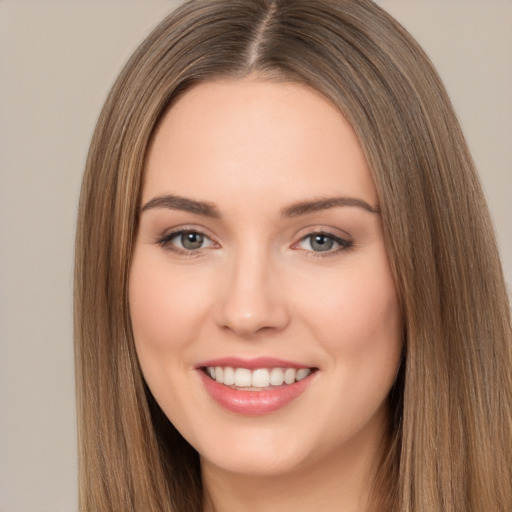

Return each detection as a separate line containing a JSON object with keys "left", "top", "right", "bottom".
{"left": 269, "top": 368, "right": 285, "bottom": 386}
{"left": 296, "top": 368, "right": 311, "bottom": 381}
{"left": 252, "top": 369, "right": 270, "bottom": 388}
{"left": 284, "top": 368, "right": 296, "bottom": 384}
{"left": 234, "top": 368, "right": 252, "bottom": 387}
{"left": 207, "top": 367, "right": 215, "bottom": 379}
{"left": 215, "top": 366, "right": 224, "bottom": 384}
{"left": 223, "top": 367, "right": 235, "bottom": 386}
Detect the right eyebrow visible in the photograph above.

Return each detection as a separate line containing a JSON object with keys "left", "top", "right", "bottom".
{"left": 140, "top": 194, "right": 221, "bottom": 218}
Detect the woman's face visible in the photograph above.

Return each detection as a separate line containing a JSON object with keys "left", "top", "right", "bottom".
{"left": 130, "top": 79, "right": 402, "bottom": 478}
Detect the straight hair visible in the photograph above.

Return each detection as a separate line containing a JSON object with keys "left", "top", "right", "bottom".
{"left": 75, "top": 1, "right": 512, "bottom": 510}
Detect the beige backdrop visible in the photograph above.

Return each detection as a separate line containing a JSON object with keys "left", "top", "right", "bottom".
{"left": 0, "top": 1, "right": 510, "bottom": 511}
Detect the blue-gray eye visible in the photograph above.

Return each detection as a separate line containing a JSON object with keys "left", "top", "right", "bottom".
{"left": 310, "top": 234, "right": 335, "bottom": 251}
{"left": 180, "top": 232, "right": 205, "bottom": 250}
{"left": 159, "top": 230, "right": 215, "bottom": 252}
{"left": 297, "top": 232, "right": 351, "bottom": 253}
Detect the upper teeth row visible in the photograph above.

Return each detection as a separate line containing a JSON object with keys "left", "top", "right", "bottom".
{"left": 206, "top": 366, "right": 312, "bottom": 388}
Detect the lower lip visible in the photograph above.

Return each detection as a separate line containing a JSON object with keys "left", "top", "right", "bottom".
{"left": 198, "top": 370, "right": 316, "bottom": 415}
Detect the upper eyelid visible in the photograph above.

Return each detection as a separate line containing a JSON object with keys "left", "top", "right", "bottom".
{"left": 158, "top": 225, "right": 216, "bottom": 240}
{"left": 295, "top": 231, "right": 351, "bottom": 247}
{"left": 293, "top": 225, "right": 353, "bottom": 241}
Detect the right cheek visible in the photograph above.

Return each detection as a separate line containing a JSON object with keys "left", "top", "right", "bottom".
{"left": 129, "top": 282, "right": 184, "bottom": 353}
{"left": 129, "top": 259, "right": 217, "bottom": 351}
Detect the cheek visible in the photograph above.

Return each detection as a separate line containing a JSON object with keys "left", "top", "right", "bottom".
{"left": 307, "top": 261, "right": 402, "bottom": 429}
{"left": 309, "top": 268, "right": 397, "bottom": 321}
{"left": 340, "top": 271, "right": 401, "bottom": 348}
{"left": 127, "top": 250, "right": 219, "bottom": 433}
{"left": 128, "top": 250, "right": 215, "bottom": 392}
{"left": 130, "top": 254, "right": 205, "bottom": 349}
{"left": 296, "top": 253, "right": 402, "bottom": 372}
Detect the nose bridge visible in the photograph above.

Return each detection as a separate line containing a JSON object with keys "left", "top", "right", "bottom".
{"left": 216, "top": 241, "right": 289, "bottom": 336}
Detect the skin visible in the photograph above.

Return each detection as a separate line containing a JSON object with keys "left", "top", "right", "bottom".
{"left": 129, "top": 78, "right": 403, "bottom": 512}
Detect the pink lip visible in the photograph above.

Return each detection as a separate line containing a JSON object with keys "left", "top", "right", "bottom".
{"left": 196, "top": 360, "right": 317, "bottom": 416}
{"left": 196, "top": 356, "right": 311, "bottom": 370}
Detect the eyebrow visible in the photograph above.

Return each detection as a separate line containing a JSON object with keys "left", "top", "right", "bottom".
{"left": 140, "top": 194, "right": 380, "bottom": 218}
{"left": 280, "top": 197, "right": 380, "bottom": 217}
{"left": 141, "top": 195, "right": 221, "bottom": 218}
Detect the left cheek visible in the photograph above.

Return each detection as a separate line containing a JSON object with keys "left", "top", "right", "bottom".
{"left": 305, "top": 267, "right": 402, "bottom": 366}
{"left": 323, "top": 279, "right": 402, "bottom": 424}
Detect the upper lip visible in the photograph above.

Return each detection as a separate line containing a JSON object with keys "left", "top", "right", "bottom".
{"left": 195, "top": 356, "right": 314, "bottom": 370}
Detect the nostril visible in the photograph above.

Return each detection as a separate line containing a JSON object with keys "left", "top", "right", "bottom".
{"left": 217, "top": 304, "right": 291, "bottom": 337}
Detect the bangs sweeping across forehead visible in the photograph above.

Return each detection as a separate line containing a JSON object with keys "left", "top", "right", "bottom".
{"left": 74, "top": 1, "right": 512, "bottom": 511}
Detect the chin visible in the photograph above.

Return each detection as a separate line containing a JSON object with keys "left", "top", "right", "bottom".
{"left": 199, "top": 440, "right": 312, "bottom": 478}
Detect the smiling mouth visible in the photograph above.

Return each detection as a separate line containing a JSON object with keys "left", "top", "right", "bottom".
{"left": 202, "top": 366, "right": 317, "bottom": 391}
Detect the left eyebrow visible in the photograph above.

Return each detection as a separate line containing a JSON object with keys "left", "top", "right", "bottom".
{"left": 281, "top": 197, "right": 381, "bottom": 217}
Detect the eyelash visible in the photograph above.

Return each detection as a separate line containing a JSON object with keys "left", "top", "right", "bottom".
{"left": 155, "top": 229, "right": 353, "bottom": 257}
{"left": 156, "top": 229, "right": 217, "bottom": 257}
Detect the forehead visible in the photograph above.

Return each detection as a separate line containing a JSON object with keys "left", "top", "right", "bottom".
{"left": 143, "top": 79, "right": 377, "bottom": 209}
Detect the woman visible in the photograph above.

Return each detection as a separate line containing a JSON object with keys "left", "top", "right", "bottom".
{"left": 74, "top": 0, "right": 512, "bottom": 510}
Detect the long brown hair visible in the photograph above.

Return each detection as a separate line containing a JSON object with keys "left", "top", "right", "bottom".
{"left": 74, "top": 1, "right": 512, "bottom": 510}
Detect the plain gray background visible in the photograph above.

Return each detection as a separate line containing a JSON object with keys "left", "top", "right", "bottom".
{"left": 1, "top": 1, "right": 510, "bottom": 511}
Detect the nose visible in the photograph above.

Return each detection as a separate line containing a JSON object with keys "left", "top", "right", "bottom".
{"left": 214, "top": 248, "right": 290, "bottom": 337}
